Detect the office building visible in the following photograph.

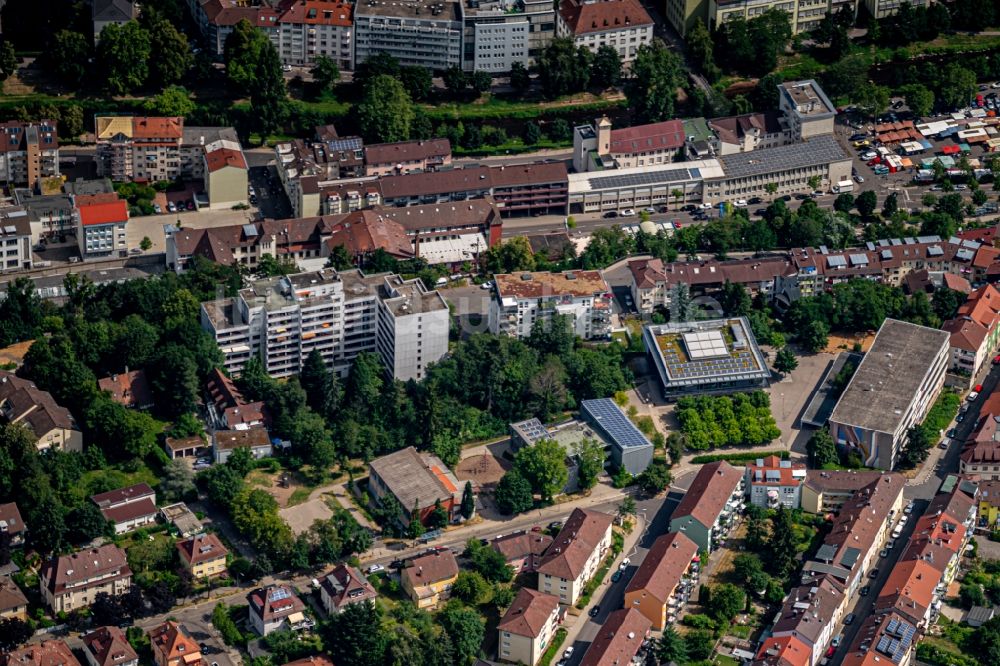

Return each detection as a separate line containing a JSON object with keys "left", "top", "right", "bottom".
{"left": 463, "top": 0, "right": 554, "bottom": 72}
{"left": 829, "top": 319, "right": 949, "bottom": 470}
{"left": 354, "top": 0, "right": 464, "bottom": 71}
{"left": 556, "top": 0, "right": 653, "bottom": 63}
{"left": 572, "top": 117, "right": 686, "bottom": 173}
{"left": 200, "top": 269, "right": 448, "bottom": 380}
{"left": 536, "top": 508, "right": 614, "bottom": 605}
{"left": 710, "top": 0, "right": 836, "bottom": 35}
{"left": 669, "top": 461, "right": 744, "bottom": 552}
{"left": 708, "top": 111, "right": 788, "bottom": 155}
{"left": 76, "top": 195, "right": 128, "bottom": 259}
{"left": 644, "top": 317, "right": 771, "bottom": 398}
{"left": 0, "top": 121, "right": 59, "bottom": 189}
{"left": 778, "top": 80, "right": 837, "bottom": 140}
{"left": 490, "top": 270, "right": 612, "bottom": 340}
{"left": 579, "top": 398, "right": 654, "bottom": 475}
{"left": 40, "top": 545, "right": 132, "bottom": 613}
{"left": 497, "top": 588, "right": 562, "bottom": 665}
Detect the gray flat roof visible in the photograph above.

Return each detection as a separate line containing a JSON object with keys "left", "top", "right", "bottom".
{"left": 829, "top": 318, "right": 949, "bottom": 435}
{"left": 716, "top": 135, "right": 848, "bottom": 180}
{"left": 356, "top": 0, "right": 462, "bottom": 21}
{"left": 587, "top": 167, "right": 698, "bottom": 190}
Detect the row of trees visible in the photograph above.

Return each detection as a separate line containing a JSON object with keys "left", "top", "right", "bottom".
{"left": 674, "top": 392, "right": 781, "bottom": 450}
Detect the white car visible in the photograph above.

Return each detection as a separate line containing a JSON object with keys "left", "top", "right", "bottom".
{"left": 619, "top": 557, "right": 631, "bottom": 569}
{"left": 620, "top": 208, "right": 636, "bottom": 217}
{"left": 480, "top": 281, "right": 493, "bottom": 290}
{"left": 563, "top": 647, "right": 575, "bottom": 660}
{"left": 644, "top": 207, "right": 656, "bottom": 214}
{"left": 699, "top": 202, "right": 713, "bottom": 209}
{"left": 367, "top": 564, "right": 385, "bottom": 574}
{"left": 733, "top": 199, "right": 748, "bottom": 207}
{"left": 968, "top": 391, "right": 980, "bottom": 402}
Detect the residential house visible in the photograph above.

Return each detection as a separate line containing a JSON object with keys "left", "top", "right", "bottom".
{"left": 556, "top": 0, "right": 653, "bottom": 64}
{"left": 82, "top": 626, "right": 139, "bottom": 666}
{"left": 203, "top": 142, "right": 249, "bottom": 210}
{"left": 213, "top": 428, "right": 273, "bottom": 464}
{"left": 753, "top": 635, "right": 812, "bottom": 666}
{"left": 770, "top": 574, "right": 847, "bottom": 666}
{"left": 92, "top": 0, "right": 136, "bottom": 42}
{"left": 364, "top": 139, "right": 452, "bottom": 177}
{"left": 176, "top": 533, "right": 228, "bottom": 579}
{"left": 490, "top": 531, "right": 554, "bottom": 574}
{"left": 94, "top": 116, "right": 184, "bottom": 183}
{"left": 368, "top": 446, "right": 464, "bottom": 527}
{"left": 840, "top": 612, "right": 917, "bottom": 666}
{"left": 0, "top": 370, "right": 83, "bottom": 452}
{"left": 247, "top": 585, "right": 311, "bottom": 636}
{"left": 489, "top": 270, "right": 612, "bottom": 341}
{"left": 0, "top": 577, "right": 28, "bottom": 620}
{"left": 800, "top": 470, "right": 886, "bottom": 514}
{"left": 149, "top": 621, "right": 205, "bottom": 666}
{"left": 745, "top": 456, "right": 807, "bottom": 509}
{"left": 976, "top": 480, "right": 1000, "bottom": 528}
{"left": 277, "top": 0, "right": 354, "bottom": 70}
{"left": 623, "top": 531, "right": 699, "bottom": 630}
{"left": 708, "top": 112, "right": 788, "bottom": 155}
{"left": 828, "top": 319, "right": 949, "bottom": 470}
{"left": 205, "top": 368, "right": 267, "bottom": 430}
{"left": 536, "top": 508, "right": 614, "bottom": 605}
{"left": 577, "top": 608, "right": 651, "bottom": 666}
{"left": 669, "top": 461, "right": 744, "bottom": 552}
{"left": 801, "top": 474, "right": 905, "bottom": 594}
{"left": 1, "top": 640, "right": 81, "bottom": 666}
{"left": 497, "top": 588, "right": 562, "bottom": 665}
{"left": 40, "top": 544, "right": 132, "bottom": 613}
{"left": 960, "top": 412, "right": 1000, "bottom": 479}
{"left": 90, "top": 483, "right": 158, "bottom": 535}
{"left": 76, "top": 196, "right": 128, "bottom": 259}
{"left": 941, "top": 284, "right": 1000, "bottom": 388}
{"left": 874, "top": 559, "right": 939, "bottom": 629}
{"left": 319, "top": 564, "right": 377, "bottom": 615}
{"left": 0, "top": 502, "right": 25, "bottom": 546}
{"left": 376, "top": 275, "right": 451, "bottom": 381}
{"left": 98, "top": 370, "right": 154, "bottom": 410}
{"left": 0, "top": 121, "right": 60, "bottom": 189}
{"left": 400, "top": 550, "right": 460, "bottom": 609}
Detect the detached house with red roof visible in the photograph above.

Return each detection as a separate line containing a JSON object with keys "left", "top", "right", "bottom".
{"left": 91, "top": 483, "right": 158, "bottom": 535}
{"left": 753, "top": 635, "right": 811, "bottom": 666}
{"left": 247, "top": 584, "right": 311, "bottom": 636}
{"left": 202, "top": 140, "right": 249, "bottom": 210}
{"left": 556, "top": 0, "right": 653, "bottom": 64}
{"left": 497, "top": 588, "right": 562, "bottom": 665}
{"left": 76, "top": 196, "right": 128, "bottom": 259}
{"left": 942, "top": 283, "right": 1000, "bottom": 389}
{"left": 82, "top": 626, "right": 139, "bottom": 666}
{"left": 149, "top": 621, "right": 206, "bottom": 666}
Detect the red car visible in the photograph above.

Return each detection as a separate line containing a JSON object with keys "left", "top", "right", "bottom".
{"left": 868, "top": 158, "right": 881, "bottom": 167}
{"left": 674, "top": 221, "right": 683, "bottom": 228}
{"left": 976, "top": 384, "right": 984, "bottom": 392}
{"left": 993, "top": 355, "right": 1000, "bottom": 365}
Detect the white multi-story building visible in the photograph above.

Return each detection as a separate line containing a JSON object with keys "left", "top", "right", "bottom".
{"left": 497, "top": 588, "right": 562, "bottom": 665}
{"left": 463, "top": 0, "right": 555, "bottom": 72}
{"left": 0, "top": 209, "right": 33, "bottom": 272}
{"left": 556, "top": 0, "right": 653, "bottom": 64}
{"left": 278, "top": 0, "right": 354, "bottom": 69}
{"left": 354, "top": 0, "right": 464, "bottom": 71}
{"left": 489, "top": 270, "right": 612, "bottom": 340}
{"left": 201, "top": 268, "right": 448, "bottom": 381}
{"left": 76, "top": 197, "right": 129, "bottom": 259}
{"left": 0, "top": 121, "right": 60, "bottom": 189}
{"left": 745, "top": 455, "right": 807, "bottom": 509}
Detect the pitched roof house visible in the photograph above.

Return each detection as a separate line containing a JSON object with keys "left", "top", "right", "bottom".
{"left": 148, "top": 621, "right": 205, "bottom": 666}
{"left": 496, "top": 588, "right": 562, "bottom": 666}
{"left": 0, "top": 370, "right": 82, "bottom": 453}
{"left": 319, "top": 564, "right": 377, "bottom": 614}
{"left": 1, "top": 640, "right": 81, "bottom": 666}
{"left": 400, "top": 549, "right": 460, "bottom": 609}
{"left": 623, "top": 531, "right": 699, "bottom": 630}
{"left": 669, "top": 461, "right": 744, "bottom": 552}
{"left": 0, "top": 576, "right": 28, "bottom": 620}
{"left": 490, "top": 530, "right": 553, "bottom": 574}
{"left": 536, "top": 508, "right": 614, "bottom": 605}
{"left": 40, "top": 544, "right": 132, "bottom": 613}
{"left": 176, "top": 533, "right": 228, "bottom": 579}
{"left": 82, "top": 626, "right": 139, "bottom": 666}
{"left": 0, "top": 501, "right": 25, "bottom": 546}
{"left": 98, "top": 370, "right": 154, "bottom": 410}
{"left": 577, "top": 608, "right": 651, "bottom": 666}
{"left": 90, "top": 483, "right": 158, "bottom": 535}
{"left": 247, "top": 585, "right": 310, "bottom": 636}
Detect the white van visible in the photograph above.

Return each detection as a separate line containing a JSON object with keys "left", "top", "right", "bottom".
{"left": 832, "top": 181, "right": 854, "bottom": 194}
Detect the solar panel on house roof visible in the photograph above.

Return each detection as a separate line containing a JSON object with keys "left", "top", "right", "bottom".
{"left": 849, "top": 254, "right": 869, "bottom": 266}
{"left": 949, "top": 236, "right": 962, "bottom": 245}
{"left": 916, "top": 235, "right": 940, "bottom": 243}
{"left": 905, "top": 237, "right": 917, "bottom": 244}
{"left": 242, "top": 224, "right": 259, "bottom": 237}
{"left": 328, "top": 137, "right": 363, "bottom": 152}
{"left": 963, "top": 239, "right": 982, "bottom": 249}
{"left": 587, "top": 168, "right": 692, "bottom": 191}
{"left": 819, "top": 245, "right": 829, "bottom": 254}
{"left": 881, "top": 249, "right": 894, "bottom": 260}
{"left": 928, "top": 245, "right": 944, "bottom": 256}
{"left": 827, "top": 255, "right": 847, "bottom": 268}
{"left": 270, "top": 587, "right": 291, "bottom": 601}
{"left": 890, "top": 238, "right": 903, "bottom": 246}
{"left": 866, "top": 242, "right": 876, "bottom": 250}
{"left": 878, "top": 239, "right": 890, "bottom": 247}
{"left": 581, "top": 398, "right": 652, "bottom": 451}
{"left": 956, "top": 248, "right": 975, "bottom": 261}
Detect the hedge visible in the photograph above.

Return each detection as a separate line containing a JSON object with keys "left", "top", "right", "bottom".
{"left": 690, "top": 450, "right": 790, "bottom": 465}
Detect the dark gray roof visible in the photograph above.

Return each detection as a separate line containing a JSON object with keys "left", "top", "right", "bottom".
{"left": 716, "top": 135, "right": 848, "bottom": 180}
{"left": 92, "top": 0, "right": 134, "bottom": 22}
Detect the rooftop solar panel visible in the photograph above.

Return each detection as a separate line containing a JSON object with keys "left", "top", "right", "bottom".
{"left": 890, "top": 238, "right": 903, "bottom": 246}
{"left": 328, "top": 137, "right": 363, "bottom": 152}
{"left": 881, "top": 249, "right": 894, "bottom": 260}
{"left": 928, "top": 245, "right": 944, "bottom": 256}
{"left": 849, "top": 254, "right": 869, "bottom": 266}
{"left": 827, "top": 255, "right": 847, "bottom": 268}
{"left": 916, "top": 235, "right": 941, "bottom": 243}
{"left": 957, "top": 248, "right": 975, "bottom": 261}
{"left": 866, "top": 242, "right": 876, "bottom": 250}
{"left": 581, "top": 398, "right": 653, "bottom": 451}
{"left": 717, "top": 135, "right": 848, "bottom": 179}
{"left": 963, "top": 239, "right": 982, "bottom": 249}
{"left": 512, "top": 418, "right": 549, "bottom": 444}
{"left": 587, "top": 168, "right": 692, "bottom": 191}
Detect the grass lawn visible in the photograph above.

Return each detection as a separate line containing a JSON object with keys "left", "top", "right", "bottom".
{"left": 538, "top": 628, "right": 568, "bottom": 666}
{"left": 287, "top": 487, "right": 312, "bottom": 507}
{"left": 715, "top": 655, "right": 740, "bottom": 666}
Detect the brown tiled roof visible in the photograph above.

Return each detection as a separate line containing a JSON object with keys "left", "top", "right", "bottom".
{"left": 0, "top": 370, "right": 78, "bottom": 437}
{"left": 943, "top": 316, "right": 988, "bottom": 352}
{"left": 671, "top": 461, "right": 742, "bottom": 531}
{"left": 177, "top": 533, "right": 228, "bottom": 566}
{"left": 709, "top": 112, "right": 784, "bottom": 146}
{"left": 279, "top": 0, "right": 352, "bottom": 26}
{"left": 321, "top": 564, "right": 377, "bottom": 610}
{"left": 91, "top": 483, "right": 154, "bottom": 508}
{"left": 82, "top": 626, "right": 138, "bottom": 666}
{"left": 165, "top": 436, "right": 204, "bottom": 452}
{"left": 624, "top": 531, "right": 697, "bottom": 604}
{"left": 908, "top": 513, "right": 965, "bottom": 554}
{"left": 206, "top": 368, "right": 244, "bottom": 410}
{"left": 282, "top": 658, "right": 335, "bottom": 666}
{"left": 41, "top": 545, "right": 131, "bottom": 597}
{"left": 628, "top": 256, "right": 795, "bottom": 291}
{"left": 98, "top": 370, "right": 153, "bottom": 409}
{"left": 536, "top": 508, "right": 614, "bottom": 581}
{"left": 841, "top": 612, "right": 917, "bottom": 666}
{"left": 223, "top": 401, "right": 268, "bottom": 429}
{"left": 0, "top": 502, "right": 25, "bottom": 537}
{"left": 1, "top": 640, "right": 81, "bottom": 666}
{"left": 943, "top": 272, "right": 973, "bottom": 293}
{"left": 746, "top": 456, "right": 807, "bottom": 487}
{"left": 489, "top": 162, "right": 567, "bottom": 188}
{"left": 609, "top": 119, "right": 685, "bottom": 154}
{"left": 248, "top": 585, "right": 306, "bottom": 623}
{"left": 753, "top": 635, "right": 811, "bottom": 666}
{"left": 874, "top": 559, "right": 938, "bottom": 624}
{"left": 491, "top": 531, "right": 553, "bottom": 563}
{"left": 364, "top": 138, "right": 450, "bottom": 166}
{"left": 0, "top": 121, "right": 59, "bottom": 153}
{"left": 214, "top": 427, "right": 271, "bottom": 451}
{"left": 379, "top": 166, "right": 491, "bottom": 199}
{"left": 149, "top": 621, "right": 203, "bottom": 665}
{"left": 205, "top": 147, "right": 247, "bottom": 172}
{"left": 771, "top": 575, "right": 844, "bottom": 645}
{"left": 101, "top": 497, "right": 158, "bottom": 525}
{"left": 373, "top": 198, "right": 501, "bottom": 235}
{"left": 497, "top": 588, "right": 559, "bottom": 638}
{"left": 816, "top": 474, "right": 904, "bottom": 577}
{"left": 494, "top": 270, "right": 608, "bottom": 299}
{"left": 401, "top": 550, "right": 459, "bottom": 588}
{"left": 0, "top": 576, "right": 27, "bottom": 612}
{"left": 325, "top": 210, "right": 413, "bottom": 259}
{"left": 802, "top": 469, "right": 884, "bottom": 494}
{"left": 577, "top": 608, "right": 650, "bottom": 666}
{"left": 131, "top": 117, "right": 183, "bottom": 140}
{"left": 558, "top": 0, "right": 653, "bottom": 36}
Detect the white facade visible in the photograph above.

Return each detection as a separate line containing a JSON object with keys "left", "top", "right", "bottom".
{"left": 537, "top": 527, "right": 611, "bottom": 605}
{"left": 354, "top": 1, "right": 464, "bottom": 71}
{"left": 489, "top": 271, "right": 612, "bottom": 340}
{"left": 471, "top": 19, "right": 529, "bottom": 72}
{"left": 79, "top": 221, "right": 128, "bottom": 258}
{"left": 376, "top": 276, "right": 450, "bottom": 382}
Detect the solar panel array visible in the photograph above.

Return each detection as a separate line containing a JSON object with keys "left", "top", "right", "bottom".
{"left": 683, "top": 330, "right": 728, "bottom": 359}
{"left": 327, "top": 137, "right": 363, "bottom": 152}
{"left": 587, "top": 168, "right": 693, "bottom": 191}
{"left": 718, "top": 135, "right": 848, "bottom": 179}
{"left": 875, "top": 614, "right": 915, "bottom": 663}
{"left": 581, "top": 399, "right": 651, "bottom": 450}
{"left": 270, "top": 587, "right": 291, "bottom": 602}
{"left": 659, "top": 333, "right": 760, "bottom": 381}
{"left": 512, "top": 418, "right": 549, "bottom": 444}
{"left": 957, "top": 248, "right": 975, "bottom": 261}
{"left": 928, "top": 246, "right": 944, "bottom": 256}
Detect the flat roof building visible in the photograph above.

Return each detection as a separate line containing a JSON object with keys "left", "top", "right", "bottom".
{"left": 354, "top": 0, "right": 464, "bottom": 72}
{"left": 579, "top": 398, "right": 654, "bottom": 475}
{"left": 828, "top": 319, "right": 949, "bottom": 470}
{"left": 490, "top": 270, "right": 612, "bottom": 341}
{"left": 644, "top": 317, "right": 770, "bottom": 398}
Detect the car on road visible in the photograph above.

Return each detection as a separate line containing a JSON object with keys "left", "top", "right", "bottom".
{"left": 860, "top": 585, "right": 871, "bottom": 597}
{"left": 619, "top": 558, "right": 630, "bottom": 569}
{"left": 880, "top": 549, "right": 889, "bottom": 558}
{"left": 620, "top": 208, "right": 636, "bottom": 216}
{"left": 367, "top": 564, "right": 385, "bottom": 574}
{"left": 674, "top": 221, "right": 683, "bottom": 228}
{"left": 563, "top": 647, "right": 574, "bottom": 660}
{"left": 699, "top": 202, "right": 713, "bottom": 209}
{"left": 850, "top": 133, "right": 868, "bottom": 142}
{"left": 833, "top": 634, "right": 844, "bottom": 647}
{"left": 603, "top": 211, "right": 618, "bottom": 218}
{"left": 869, "top": 568, "right": 880, "bottom": 579}
{"left": 993, "top": 354, "right": 1000, "bottom": 365}
{"left": 644, "top": 207, "right": 656, "bottom": 214}
{"left": 968, "top": 391, "right": 980, "bottom": 402}
{"left": 888, "top": 538, "right": 897, "bottom": 549}
{"left": 589, "top": 605, "right": 600, "bottom": 617}
{"left": 845, "top": 613, "right": 856, "bottom": 625}
{"left": 853, "top": 140, "right": 871, "bottom": 148}
{"left": 956, "top": 184, "right": 969, "bottom": 191}
{"left": 947, "top": 428, "right": 957, "bottom": 439}
{"left": 748, "top": 196, "right": 763, "bottom": 205}
{"left": 939, "top": 439, "right": 950, "bottom": 449}
{"left": 129, "top": 248, "right": 142, "bottom": 255}
{"left": 733, "top": 199, "right": 748, "bottom": 207}
{"left": 854, "top": 175, "right": 865, "bottom": 183}
{"left": 611, "top": 570, "right": 623, "bottom": 582}
{"left": 681, "top": 204, "right": 697, "bottom": 212}
{"left": 754, "top": 208, "right": 767, "bottom": 217}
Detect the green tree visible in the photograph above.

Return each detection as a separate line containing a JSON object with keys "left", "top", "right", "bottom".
{"left": 686, "top": 19, "right": 717, "bottom": 79}
{"left": 807, "top": 429, "right": 838, "bottom": 468}
{"left": 899, "top": 425, "right": 931, "bottom": 469}
{"left": 461, "top": 481, "right": 475, "bottom": 519}
{"left": 767, "top": 505, "right": 797, "bottom": 578}
{"left": 453, "top": 570, "right": 492, "bottom": 605}
{"left": 440, "top": 602, "right": 485, "bottom": 664}
{"left": 510, "top": 61, "right": 530, "bottom": 94}
{"left": 47, "top": 30, "right": 90, "bottom": 84}
{"left": 707, "top": 583, "right": 746, "bottom": 622}
{"left": 625, "top": 41, "right": 682, "bottom": 123}
{"left": 326, "top": 602, "right": 389, "bottom": 666}
{"left": 467, "top": 541, "right": 514, "bottom": 583}
{"left": 400, "top": 65, "right": 433, "bottom": 101}
{"left": 635, "top": 459, "right": 672, "bottom": 495}
{"left": 720, "top": 280, "right": 752, "bottom": 316}
{"left": 495, "top": 469, "right": 534, "bottom": 514}
{"left": 251, "top": 38, "right": 288, "bottom": 137}
{"left": 145, "top": 85, "right": 195, "bottom": 117}
{"left": 619, "top": 496, "right": 637, "bottom": 519}
{"left": 882, "top": 192, "right": 899, "bottom": 219}
{"left": 855, "top": 85, "right": 890, "bottom": 120}
{"left": 443, "top": 66, "right": 468, "bottom": 98}
{"left": 480, "top": 236, "right": 535, "bottom": 273}
{"left": 774, "top": 347, "right": 798, "bottom": 375}
{"left": 212, "top": 603, "right": 245, "bottom": 646}
{"left": 591, "top": 45, "right": 622, "bottom": 88}
{"left": 515, "top": 439, "right": 568, "bottom": 502}
{"left": 834, "top": 192, "right": 855, "bottom": 213}
{"left": 655, "top": 627, "right": 688, "bottom": 665}
{"left": 573, "top": 438, "right": 606, "bottom": 490}
{"left": 535, "top": 37, "right": 592, "bottom": 98}
{"left": 224, "top": 19, "right": 271, "bottom": 93}
{"left": 299, "top": 349, "right": 339, "bottom": 418}
{"left": 684, "top": 630, "right": 716, "bottom": 661}
{"left": 523, "top": 122, "right": 542, "bottom": 145}
{"left": 800, "top": 319, "right": 829, "bottom": 353}
{"left": 0, "top": 618, "right": 33, "bottom": 652}
{"left": 900, "top": 83, "right": 935, "bottom": 118}
{"left": 357, "top": 74, "right": 414, "bottom": 143}
{"left": 150, "top": 344, "right": 200, "bottom": 418}
{"left": 939, "top": 64, "right": 977, "bottom": 110}
{"left": 160, "top": 458, "right": 196, "bottom": 501}
{"left": 148, "top": 19, "right": 192, "bottom": 85}
{"left": 311, "top": 55, "right": 340, "bottom": 93}
{"left": 745, "top": 505, "right": 769, "bottom": 551}
{"left": 97, "top": 21, "right": 151, "bottom": 94}
{"left": 470, "top": 70, "right": 492, "bottom": 95}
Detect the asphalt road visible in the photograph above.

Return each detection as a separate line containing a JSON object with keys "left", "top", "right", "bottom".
{"left": 249, "top": 165, "right": 293, "bottom": 220}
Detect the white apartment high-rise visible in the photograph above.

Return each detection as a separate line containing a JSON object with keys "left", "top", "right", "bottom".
{"left": 201, "top": 268, "right": 448, "bottom": 381}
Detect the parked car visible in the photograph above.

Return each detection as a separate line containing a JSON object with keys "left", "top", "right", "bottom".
{"left": 880, "top": 549, "right": 889, "bottom": 558}
{"left": 611, "top": 570, "right": 623, "bottom": 582}
{"left": 619, "top": 558, "right": 630, "bottom": 569}
{"left": 367, "top": 564, "right": 385, "bottom": 574}
{"left": 733, "top": 199, "right": 748, "bottom": 207}
{"left": 603, "top": 211, "right": 618, "bottom": 218}
{"left": 186, "top": 200, "right": 195, "bottom": 211}
{"left": 849, "top": 133, "right": 868, "bottom": 142}
{"left": 153, "top": 203, "right": 162, "bottom": 214}
{"left": 563, "top": 647, "right": 575, "bottom": 660}
{"left": 699, "top": 202, "right": 714, "bottom": 209}
{"left": 167, "top": 201, "right": 177, "bottom": 213}
{"left": 681, "top": 204, "right": 697, "bottom": 212}
{"left": 620, "top": 208, "right": 636, "bottom": 217}
{"left": 480, "top": 281, "right": 493, "bottom": 290}
{"left": 968, "top": 391, "right": 980, "bottom": 402}
{"left": 859, "top": 586, "right": 870, "bottom": 597}
{"left": 589, "top": 605, "right": 600, "bottom": 617}
{"left": 644, "top": 207, "right": 656, "bottom": 214}
{"left": 853, "top": 140, "right": 871, "bottom": 148}
{"left": 854, "top": 175, "right": 865, "bottom": 183}
{"left": 845, "top": 613, "right": 856, "bottom": 625}
{"left": 748, "top": 196, "right": 763, "bottom": 205}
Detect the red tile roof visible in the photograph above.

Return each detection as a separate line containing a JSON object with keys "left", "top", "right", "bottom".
{"left": 278, "top": 0, "right": 352, "bottom": 26}
{"left": 609, "top": 119, "right": 686, "bottom": 154}
{"left": 98, "top": 370, "right": 154, "bottom": 409}
{"left": 746, "top": 455, "right": 807, "bottom": 487}
{"left": 205, "top": 147, "right": 247, "bottom": 172}
{"left": 1, "top": 640, "right": 81, "bottom": 666}
{"left": 875, "top": 559, "right": 939, "bottom": 624}
{"left": 82, "top": 626, "right": 138, "bottom": 666}
{"left": 497, "top": 588, "right": 559, "bottom": 638}
{"left": 753, "top": 635, "right": 811, "bottom": 666}
{"left": 176, "top": 533, "right": 229, "bottom": 566}
{"left": 578, "top": 608, "right": 650, "bottom": 666}
{"left": 671, "top": 461, "right": 743, "bottom": 531}
{"left": 624, "top": 531, "right": 697, "bottom": 604}
{"left": 78, "top": 201, "right": 128, "bottom": 226}
{"left": 131, "top": 116, "right": 183, "bottom": 140}
{"left": 558, "top": 0, "right": 653, "bottom": 36}
{"left": 536, "top": 508, "right": 614, "bottom": 581}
